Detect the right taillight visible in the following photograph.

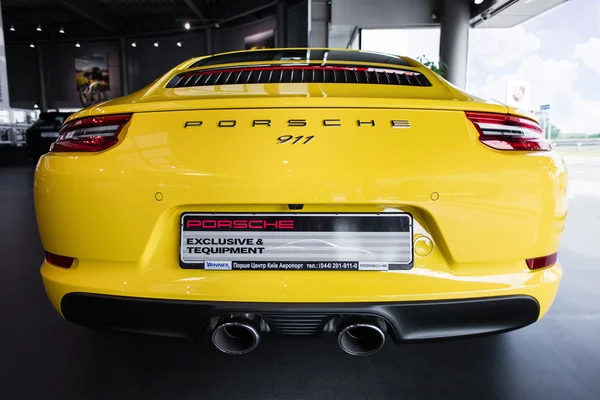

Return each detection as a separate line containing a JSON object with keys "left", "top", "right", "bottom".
{"left": 51, "top": 114, "right": 131, "bottom": 152}
{"left": 466, "top": 112, "right": 551, "bottom": 151}
{"left": 526, "top": 252, "right": 558, "bottom": 270}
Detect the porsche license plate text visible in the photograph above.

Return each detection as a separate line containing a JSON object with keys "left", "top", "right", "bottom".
{"left": 180, "top": 213, "right": 413, "bottom": 270}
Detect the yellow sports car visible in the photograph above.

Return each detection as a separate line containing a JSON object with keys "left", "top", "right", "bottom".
{"left": 35, "top": 49, "right": 567, "bottom": 356}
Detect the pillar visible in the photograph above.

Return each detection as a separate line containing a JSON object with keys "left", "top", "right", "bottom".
{"left": 119, "top": 38, "right": 129, "bottom": 96}
{"left": 277, "top": 0, "right": 288, "bottom": 47}
{"left": 36, "top": 44, "right": 48, "bottom": 112}
{"left": 0, "top": 1, "right": 12, "bottom": 109}
{"left": 439, "top": 0, "right": 470, "bottom": 88}
{"left": 309, "top": 0, "right": 329, "bottom": 47}
{"left": 205, "top": 28, "right": 213, "bottom": 54}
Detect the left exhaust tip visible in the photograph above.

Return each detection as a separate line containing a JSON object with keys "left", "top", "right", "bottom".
{"left": 212, "top": 318, "right": 261, "bottom": 355}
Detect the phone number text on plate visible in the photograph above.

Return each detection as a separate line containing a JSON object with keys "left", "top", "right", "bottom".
{"left": 231, "top": 262, "right": 359, "bottom": 270}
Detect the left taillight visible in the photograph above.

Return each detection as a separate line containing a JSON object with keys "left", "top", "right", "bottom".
{"left": 45, "top": 252, "right": 74, "bottom": 268}
{"left": 51, "top": 114, "right": 131, "bottom": 152}
{"left": 466, "top": 112, "right": 551, "bottom": 151}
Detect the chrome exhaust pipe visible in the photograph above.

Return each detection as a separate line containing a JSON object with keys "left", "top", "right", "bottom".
{"left": 212, "top": 317, "right": 261, "bottom": 355}
{"left": 337, "top": 319, "right": 386, "bottom": 356}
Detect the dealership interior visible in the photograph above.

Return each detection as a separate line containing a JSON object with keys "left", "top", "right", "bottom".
{"left": 1, "top": 0, "right": 600, "bottom": 398}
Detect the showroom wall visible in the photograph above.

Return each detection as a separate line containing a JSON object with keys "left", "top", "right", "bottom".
{"left": 126, "top": 17, "right": 278, "bottom": 93}
{"left": 127, "top": 2, "right": 307, "bottom": 93}
{"left": 285, "top": 0, "right": 309, "bottom": 48}
{"left": 5, "top": 43, "right": 39, "bottom": 109}
{"left": 5, "top": 1, "right": 308, "bottom": 110}
{"left": 126, "top": 32, "right": 207, "bottom": 94}
{"left": 45, "top": 42, "right": 122, "bottom": 110}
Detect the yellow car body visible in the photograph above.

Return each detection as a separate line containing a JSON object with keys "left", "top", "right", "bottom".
{"left": 35, "top": 49, "right": 566, "bottom": 352}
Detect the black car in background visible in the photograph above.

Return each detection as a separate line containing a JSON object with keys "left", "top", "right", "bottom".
{"left": 26, "top": 112, "right": 73, "bottom": 160}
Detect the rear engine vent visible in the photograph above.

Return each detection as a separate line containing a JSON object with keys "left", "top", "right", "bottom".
{"left": 261, "top": 312, "right": 331, "bottom": 337}
{"left": 167, "top": 65, "right": 432, "bottom": 88}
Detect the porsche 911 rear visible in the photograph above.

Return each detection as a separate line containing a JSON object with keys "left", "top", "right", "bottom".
{"left": 35, "top": 49, "right": 566, "bottom": 355}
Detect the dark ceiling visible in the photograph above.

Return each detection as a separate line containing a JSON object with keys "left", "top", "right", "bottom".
{"left": 2, "top": 0, "right": 296, "bottom": 43}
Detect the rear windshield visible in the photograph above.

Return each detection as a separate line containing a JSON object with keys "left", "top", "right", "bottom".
{"left": 189, "top": 50, "right": 412, "bottom": 69}
{"left": 39, "top": 113, "right": 70, "bottom": 123}
{"left": 33, "top": 113, "right": 71, "bottom": 127}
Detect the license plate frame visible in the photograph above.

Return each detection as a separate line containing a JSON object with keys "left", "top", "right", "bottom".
{"left": 179, "top": 213, "right": 413, "bottom": 271}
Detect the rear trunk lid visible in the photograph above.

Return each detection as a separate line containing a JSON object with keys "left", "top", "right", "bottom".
{"left": 96, "top": 103, "right": 562, "bottom": 265}
{"left": 123, "top": 106, "right": 480, "bottom": 202}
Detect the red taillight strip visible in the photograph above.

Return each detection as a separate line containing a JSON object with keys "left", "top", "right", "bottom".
{"left": 526, "top": 253, "right": 558, "bottom": 270}
{"left": 466, "top": 112, "right": 551, "bottom": 151}
{"left": 46, "top": 252, "right": 74, "bottom": 268}
{"left": 51, "top": 114, "right": 131, "bottom": 153}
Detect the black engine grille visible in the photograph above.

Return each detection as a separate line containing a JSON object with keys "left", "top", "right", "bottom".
{"left": 260, "top": 312, "right": 332, "bottom": 337}
{"left": 166, "top": 65, "right": 431, "bottom": 88}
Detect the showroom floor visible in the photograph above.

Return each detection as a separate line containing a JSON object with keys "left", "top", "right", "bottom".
{"left": 1, "top": 160, "right": 599, "bottom": 400}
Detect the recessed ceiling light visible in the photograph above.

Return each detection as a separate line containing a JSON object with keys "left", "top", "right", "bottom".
{"left": 75, "top": 42, "right": 81, "bottom": 48}
{"left": 34, "top": 104, "right": 39, "bottom": 109}
{"left": 177, "top": 41, "right": 182, "bottom": 47}
{"left": 29, "top": 43, "right": 35, "bottom": 48}
{"left": 184, "top": 22, "right": 191, "bottom": 30}
{"left": 9, "top": 25, "right": 15, "bottom": 32}
{"left": 474, "top": 0, "right": 484, "bottom": 4}
{"left": 154, "top": 41, "right": 159, "bottom": 47}
{"left": 59, "top": 27, "right": 65, "bottom": 34}
{"left": 131, "top": 41, "right": 137, "bottom": 48}
{"left": 36, "top": 25, "right": 42, "bottom": 32}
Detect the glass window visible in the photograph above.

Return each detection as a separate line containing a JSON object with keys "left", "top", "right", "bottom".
{"left": 467, "top": 0, "right": 600, "bottom": 136}
{"left": 350, "top": 30, "right": 360, "bottom": 50}
{"left": 189, "top": 49, "right": 412, "bottom": 68}
{"left": 33, "top": 113, "right": 71, "bottom": 127}
{"left": 360, "top": 28, "right": 440, "bottom": 64}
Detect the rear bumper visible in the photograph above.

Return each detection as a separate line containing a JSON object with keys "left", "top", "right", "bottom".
{"left": 61, "top": 292, "right": 540, "bottom": 342}
{"left": 41, "top": 258, "right": 562, "bottom": 338}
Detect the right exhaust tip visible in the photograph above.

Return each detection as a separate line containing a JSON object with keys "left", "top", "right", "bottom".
{"left": 337, "top": 320, "right": 386, "bottom": 356}
{"left": 212, "top": 318, "right": 261, "bottom": 355}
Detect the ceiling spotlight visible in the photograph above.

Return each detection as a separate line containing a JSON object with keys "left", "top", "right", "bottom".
{"left": 131, "top": 41, "right": 137, "bottom": 48}
{"left": 59, "top": 27, "right": 65, "bottom": 34}
{"left": 474, "top": 0, "right": 484, "bottom": 4}
{"left": 36, "top": 25, "right": 42, "bottom": 32}
{"left": 154, "top": 41, "right": 159, "bottom": 48}
{"left": 9, "top": 25, "right": 15, "bottom": 32}
{"left": 177, "top": 41, "right": 182, "bottom": 47}
{"left": 184, "top": 22, "right": 191, "bottom": 30}
{"left": 214, "top": 23, "right": 220, "bottom": 29}
{"left": 34, "top": 104, "right": 39, "bottom": 109}
{"left": 29, "top": 43, "right": 35, "bottom": 48}
{"left": 75, "top": 42, "right": 81, "bottom": 48}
